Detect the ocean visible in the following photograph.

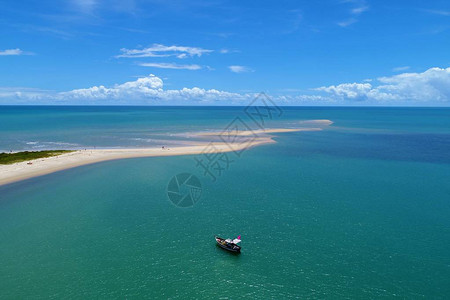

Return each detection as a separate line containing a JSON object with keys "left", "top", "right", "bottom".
{"left": 0, "top": 106, "right": 449, "bottom": 298}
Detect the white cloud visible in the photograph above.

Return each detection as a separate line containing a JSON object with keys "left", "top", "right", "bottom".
{"left": 60, "top": 74, "right": 164, "bottom": 100}
{"left": 53, "top": 74, "right": 253, "bottom": 104}
{"left": 337, "top": 18, "right": 357, "bottom": 27}
{"left": 351, "top": 5, "right": 369, "bottom": 14}
{"left": 0, "top": 48, "right": 29, "bottom": 56}
{"left": 316, "top": 82, "right": 372, "bottom": 100}
{"left": 2, "top": 67, "right": 450, "bottom": 106}
{"left": 3, "top": 75, "right": 248, "bottom": 104}
{"left": 116, "top": 44, "right": 213, "bottom": 59}
{"left": 228, "top": 65, "right": 253, "bottom": 73}
{"left": 393, "top": 66, "right": 410, "bottom": 72}
{"left": 425, "top": 10, "right": 450, "bottom": 16}
{"left": 139, "top": 62, "right": 202, "bottom": 70}
{"left": 0, "top": 87, "right": 49, "bottom": 99}
{"left": 70, "top": 0, "right": 99, "bottom": 14}
{"left": 338, "top": 0, "right": 369, "bottom": 27}
{"left": 220, "top": 49, "right": 240, "bottom": 54}
{"left": 316, "top": 67, "right": 450, "bottom": 104}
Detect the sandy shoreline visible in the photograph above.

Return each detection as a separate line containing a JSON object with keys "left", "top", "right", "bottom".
{"left": 0, "top": 123, "right": 334, "bottom": 186}
{"left": 197, "top": 128, "right": 320, "bottom": 136}
{"left": 0, "top": 127, "right": 316, "bottom": 186}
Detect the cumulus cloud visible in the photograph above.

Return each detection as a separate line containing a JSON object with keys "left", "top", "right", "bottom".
{"left": 1, "top": 67, "right": 450, "bottom": 105}
{"left": 2, "top": 74, "right": 245, "bottom": 104}
{"left": 0, "top": 87, "right": 48, "bottom": 99}
{"left": 116, "top": 44, "right": 213, "bottom": 59}
{"left": 54, "top": 74, "right": 253, "bottom": 104}
{"left": 228, "top": 65, "right": 253, "bottom": 73}
{"left": 139, "top": 62, "right": 202, "bottom": 70}
{"left": 316, "top": 67, "right": 450, "bottom": 104}
{"left": 60, "top": 74, "right": 164, "bottom": 99}
{"left": 316, "top": 82, "right": 372, "bottom": 101}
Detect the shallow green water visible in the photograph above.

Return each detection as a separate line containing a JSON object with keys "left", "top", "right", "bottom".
{"left": 1, "top": 107, "right": 449, "bottom": 298}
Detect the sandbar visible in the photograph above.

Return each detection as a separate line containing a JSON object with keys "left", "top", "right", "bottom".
{"left": 0, "top": 126, "right": 325, "bottom": 186}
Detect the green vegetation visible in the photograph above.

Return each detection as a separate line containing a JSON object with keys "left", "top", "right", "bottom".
{"left": 0, "top": 150, "right": 74, "bottom": 165}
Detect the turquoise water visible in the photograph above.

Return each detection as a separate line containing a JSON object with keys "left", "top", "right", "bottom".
{"left": 0, "top": 107, "right": 450, "bottom": 298}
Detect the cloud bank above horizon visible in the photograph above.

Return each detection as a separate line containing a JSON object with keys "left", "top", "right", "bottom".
{"left": 1, "top": 67, "right": 449, "bottom": 106}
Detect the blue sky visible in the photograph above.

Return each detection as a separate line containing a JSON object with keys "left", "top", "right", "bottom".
{"left": 1, "top": 0, "right": 449, "bottom": 105}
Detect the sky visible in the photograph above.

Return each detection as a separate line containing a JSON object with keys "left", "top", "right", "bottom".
{"left": 0, "top": 0, "right": 449, "bottom": 106}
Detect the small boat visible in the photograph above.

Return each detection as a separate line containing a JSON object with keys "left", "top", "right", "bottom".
{"left": 215, "top": 235, "right": 241, "bottom": 253}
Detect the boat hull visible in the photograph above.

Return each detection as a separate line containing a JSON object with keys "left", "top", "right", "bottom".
{"left": 215, "top": 236, "right": 241, "bottom": 253}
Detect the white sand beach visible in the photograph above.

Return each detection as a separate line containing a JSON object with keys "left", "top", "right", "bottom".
{"left": 197, "top": 128, "right": 322, "bottom": 136}
{"left": 0, "top": 127, "right": 324, "bottom": 186}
